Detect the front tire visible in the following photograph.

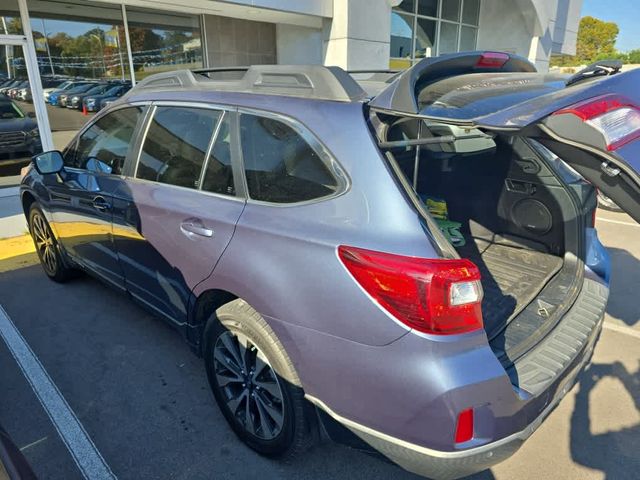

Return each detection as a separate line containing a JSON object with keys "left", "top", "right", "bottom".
{"left": 28, "top": 205, "right": 74, "bottom": 282}
{"left": 203, "top": 299, "right": 314, "bottom": 458}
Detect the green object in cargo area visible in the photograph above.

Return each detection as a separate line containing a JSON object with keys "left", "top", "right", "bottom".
{"left": 434, "top": 219, "right": 466, "bottom": 247}
{"left": 424, "top": 196, "right": 448, "bottom": 220}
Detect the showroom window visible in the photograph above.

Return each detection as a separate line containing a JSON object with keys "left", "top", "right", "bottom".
{"left": 390, "top": 0, "right": 480, "bottom": 68}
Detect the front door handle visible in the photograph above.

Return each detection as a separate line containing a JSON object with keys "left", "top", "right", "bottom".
{"left": 92, "top": 196, "right": 111, "bottom": 212}
{"left": 180, "top": 220, "right": 214, "bottom": 238}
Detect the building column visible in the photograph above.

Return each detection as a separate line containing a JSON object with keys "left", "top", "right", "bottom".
{"left": 322, "top": 0, "right": 391, "bottom": 70}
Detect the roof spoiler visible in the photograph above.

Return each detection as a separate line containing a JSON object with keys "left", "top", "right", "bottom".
{"left": 368, "top": 51, "right": 537, "bottom": 115}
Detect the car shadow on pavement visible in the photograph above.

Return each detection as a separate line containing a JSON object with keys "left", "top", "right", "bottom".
{"left": 605, "top": 247, "right": 640, "bottom": 328}
{"left": 569, "top": 360, "right": 640, "bottom": 478}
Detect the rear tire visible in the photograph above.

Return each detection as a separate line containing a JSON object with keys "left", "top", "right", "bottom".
{"left": 28, "top": 205, "right": 74, "bottom": 282}
{"left": 203, "top": 299, "right": 315, "bottom": 459}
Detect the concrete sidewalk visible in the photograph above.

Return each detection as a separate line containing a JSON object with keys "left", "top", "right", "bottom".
{"left": 0, "top": 188, "right": 26, "bottom": 240}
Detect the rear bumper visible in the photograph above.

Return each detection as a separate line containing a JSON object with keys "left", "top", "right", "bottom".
{"left": 307, "top": 292, "right": 602, "bottom": 479}
{"left": 282, "top": 276, "right": 607, "bottom": 479}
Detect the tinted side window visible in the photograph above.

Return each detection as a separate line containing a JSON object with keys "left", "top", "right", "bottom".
{"left": 202, "top": 114, "right": 235, "bottom": 196}
{"left": 136, "top": 106, "right": 221, "bottom": 189}
{"left": 240, "top": 114, "right": 338, "bottom": 203}
{"left": 69, "top": 106, "right": 143, "bottom": 174}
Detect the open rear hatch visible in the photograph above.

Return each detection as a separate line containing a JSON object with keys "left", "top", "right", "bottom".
{"left": 368, "top": 52, "right": 640, "bottom": 368}
{"left": 369, "top": 51, "right": 640, "bottom": 223}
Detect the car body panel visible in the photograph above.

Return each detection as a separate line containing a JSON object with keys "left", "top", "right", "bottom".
{"left": 112, "top": 178, "right": 246, "bottom": 326}
{"left": 46, "top": 170, "right": 126, "bottom": 289}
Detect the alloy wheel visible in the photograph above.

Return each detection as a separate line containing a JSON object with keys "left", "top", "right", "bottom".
{"left": 213, "top": 331, "right": 285, "bottom": 440}
{"left": 31, "top": 212, "right": 57, "bottom": 275}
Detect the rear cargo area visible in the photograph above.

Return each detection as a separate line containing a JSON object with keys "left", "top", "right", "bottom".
{"left": 457, "top": 240, "right": 563, "bottom": 339}
{"left": 382, "top": 118, "right": 585, "bottom": 364}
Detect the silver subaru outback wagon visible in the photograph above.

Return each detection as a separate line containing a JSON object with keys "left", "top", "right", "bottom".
{"left": 21, "top": 52, "right": 640, "bottom": 479}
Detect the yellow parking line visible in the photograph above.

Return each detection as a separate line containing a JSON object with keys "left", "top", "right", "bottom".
{"left": 0, "top": 235, "right": 35, "bottom": 261}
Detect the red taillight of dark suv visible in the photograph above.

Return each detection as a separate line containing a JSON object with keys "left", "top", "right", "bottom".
{"left": 338, "top": 246, "right": 484, "bottom": 335}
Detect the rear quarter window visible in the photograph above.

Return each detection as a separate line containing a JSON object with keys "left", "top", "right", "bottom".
{"left": 239, "top": 113, "right": 339, "bottom": 203}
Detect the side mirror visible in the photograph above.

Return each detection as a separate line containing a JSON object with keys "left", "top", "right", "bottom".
{"left": 32, "top": 150, "right": 64, "bottom": 175}
{"left": 85, "top": 157, "right": 112, "bottom": 175}
{"left": 27, "top": 111, "right": 36, "bottom": 118}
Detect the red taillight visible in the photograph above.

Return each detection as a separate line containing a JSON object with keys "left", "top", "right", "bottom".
{"left": 475, "top": 52, "right": 510, "bottom": 69}
{"left": 337, "top": 246, "right": 483, "bottom": 335}
{"left": 554, "top": 94, "right": 640, "bottom": 151}
{"left": 455, "top": 408, "right": 474, "bottom": 443}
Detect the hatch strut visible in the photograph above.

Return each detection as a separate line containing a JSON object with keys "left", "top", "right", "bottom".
{"left": 378, "top": 134, "right": 491, "bottom": 149}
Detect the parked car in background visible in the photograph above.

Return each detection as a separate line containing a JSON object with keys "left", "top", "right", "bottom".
{"left": 48, "top": 81, "right": 94, "bottom": 106}
{"left": 68, "top": 83, "right": 113, "bottom": 110}
{"left": 7, "top": 81, "right": 29, "bottom": 99}
{"left": 0, "top": 97, "right": 41, "bottom": 162}
{"left": 84, "top": 83, "right": 131, "bottom": 112}
{"left": 0, "top": 79, "right": 24, "bottom": 95}
{"left": 19, "top": 53, "right": 640, "bottom": 479}
{"left": 59, "top": 83, "right": 100, "bottom": 108}
{"left": 44, "top": 79, "right": 75, "bottom": 103}
{"left": 100, "top": 97, "right": 118, "bottom": 110}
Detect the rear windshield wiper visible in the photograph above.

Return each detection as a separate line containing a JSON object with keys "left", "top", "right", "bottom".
{"left": 566, "top": 60, "right": 622, "bottom": 87}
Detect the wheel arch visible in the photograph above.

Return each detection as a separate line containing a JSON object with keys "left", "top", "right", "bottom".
{"left": 21, "top": 190, "right": 37, "bottom": 218}
{"left": 188, "top": 288, "right": 238, "bottom": 355}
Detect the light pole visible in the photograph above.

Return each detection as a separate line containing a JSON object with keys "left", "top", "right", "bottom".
{"left": 41, "top": 19, "right": 55, "bottom": 75}
{"left": 90, "top": 34, "right": 107, "bottom": 77}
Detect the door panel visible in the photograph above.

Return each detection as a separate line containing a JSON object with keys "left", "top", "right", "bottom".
{"left": 112, "top": 182, "right": 245, "bottom": 324}
{"left": 113, "top": 105, "right": 244, "bottom": 324}
{"left": 49, "top": 106, "right": 145, "bottom": 288}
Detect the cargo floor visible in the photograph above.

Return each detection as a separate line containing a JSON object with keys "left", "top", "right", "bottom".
{"left": 457, "top": 239, "right": 564, "bottom": 340}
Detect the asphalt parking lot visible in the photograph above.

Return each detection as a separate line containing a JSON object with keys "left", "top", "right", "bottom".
{"left": 0, "top": 204, "right": 638, "bottom": 480}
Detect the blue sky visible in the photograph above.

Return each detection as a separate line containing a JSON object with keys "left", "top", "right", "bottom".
{"left": 582, "top": 0, "right": 640, "bottom": 52}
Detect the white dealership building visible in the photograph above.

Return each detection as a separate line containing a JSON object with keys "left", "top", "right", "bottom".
{"left": 0, "top": 0, "right": 582, "bottom": 153}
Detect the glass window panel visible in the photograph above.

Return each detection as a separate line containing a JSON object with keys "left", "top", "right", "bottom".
{"left": 70, "top": 107, "right": 143, "bottom": 174}
{"left": 460, "top": 26, "right": 477, "bottom": 51}
{"left": 26, "top": 1, "right": 130, "bottom": 83}
{"left": 462, "top": 0, "right": 481, "bottom": 25}
{"left": 124, "top": 6, "right": 202, "bottom": 82}
{"left": 0, "top": 0, "right": 23, "bottom": 34}
{"left": 240, "top": 114, "right": 338, "bottom": 203}
{"left": 136, "top": 107, "right": 221, "bottom": 189}
{"left": 415, "top": 17, "right": 437, "bottom": 59}
{"left": 202, "top": 115, "right": 235, "bottom": 196}
{"left": 390, "top": 12, "right": 414, "bottom": 59}
{"left": 393, "top": 0, "right": 416, "bottom": 14}
{"left": 417, "top": 0, "right": 439, "bottom": 18}
{"left": 441, "top": 0, "right": 461, "bottom": 22}
{"left": 439, "top": 22, "right": 459, "bottom": 54}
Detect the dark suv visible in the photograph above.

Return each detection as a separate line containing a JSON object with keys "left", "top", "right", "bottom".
{"left": 20, "top": 53, "right": 640, "bottom": 479}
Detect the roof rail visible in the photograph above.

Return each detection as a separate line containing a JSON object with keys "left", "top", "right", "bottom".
{"left": 130, "top": 65, "right": 368, "bottom": 102}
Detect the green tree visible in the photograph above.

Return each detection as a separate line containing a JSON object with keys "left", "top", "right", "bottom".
{"left": 576, "top": 16, "right": 619, "bottom": 63}
{"left": 628, "top": 49, "right": 640, "bottom": 64}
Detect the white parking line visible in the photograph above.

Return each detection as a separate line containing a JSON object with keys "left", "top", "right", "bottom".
{"left": 0, "top": 305, "right": 116, "bottom": 480}
{"left": 603, "top": 321, "right": 640, "bottom": 340}
{"left": 597, "top": 217, "right": 640, "bottom": 228}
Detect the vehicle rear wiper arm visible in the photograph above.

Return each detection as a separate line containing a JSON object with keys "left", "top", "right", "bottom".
{"left": 379, "top": 134, "right": 491, "bottom": 149}
{"left": 566, "top": 60, "right": 622, "bottom": 87}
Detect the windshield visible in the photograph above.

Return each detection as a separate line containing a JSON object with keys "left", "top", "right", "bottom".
{"left": 84, "top": 85, "right": 107, "bottom": 95}
{"left": 0, "top": 101, "right": 24, "bottom": 119}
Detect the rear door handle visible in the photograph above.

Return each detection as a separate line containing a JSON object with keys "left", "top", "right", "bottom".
{"left": 180, "top": 220, "right": 214, "bottom": 238}
{"left": 92, "top": 196, "right": 111, "bottom": 212}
